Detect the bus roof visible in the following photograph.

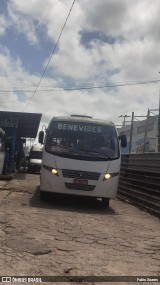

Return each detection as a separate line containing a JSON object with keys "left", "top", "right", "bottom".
{"left": 50, "top": 116, "right": 115, "bottom": 127}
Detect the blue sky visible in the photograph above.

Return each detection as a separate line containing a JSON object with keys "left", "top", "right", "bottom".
{"left": 0, "top": 0, "right": 160, "bottom": 128}
{"left": 0, "top": 0, "right": 55, "bottom": 74}
{"left": 1, "top": 24, "right": 55, "bottom": 74}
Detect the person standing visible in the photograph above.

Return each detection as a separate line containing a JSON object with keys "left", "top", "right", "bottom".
{"left": 3, "top": 148, "right": 10, "bottom": 175}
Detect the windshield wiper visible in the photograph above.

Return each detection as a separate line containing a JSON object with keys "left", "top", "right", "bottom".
{"left": 77, "top": 148, "right": 112, "bottom": 159}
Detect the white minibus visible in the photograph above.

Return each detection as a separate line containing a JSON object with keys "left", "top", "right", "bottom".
{"left": 39, "top": 115, "right": 126, "bottom": 206}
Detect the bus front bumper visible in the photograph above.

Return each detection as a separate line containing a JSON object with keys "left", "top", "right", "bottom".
{"left": 40, "top": 169, "right": 119, "bottom": 198}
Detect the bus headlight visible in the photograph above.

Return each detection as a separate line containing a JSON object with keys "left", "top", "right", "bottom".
{"left": 103, "top": 172, "right": 119, "bottom": 180}
{"left": 43, "top": 165, "right": 58, "bottom": 176}
{"left": 104, "top": 173, "right": 111, "bottom": 180}
{"left": 52, "top": 168, "right": 58, "bottom": 175}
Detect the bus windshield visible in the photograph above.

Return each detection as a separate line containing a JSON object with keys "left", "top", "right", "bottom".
{"left": 46, "top": 121, "right": 119, "bottom": 159}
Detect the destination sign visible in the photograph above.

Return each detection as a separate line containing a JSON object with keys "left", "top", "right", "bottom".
{"left": 57, "top": 123, "right": 102, "bottom": 133}
{"left": 0, "top": 118, "right": 18, "bottom": 128}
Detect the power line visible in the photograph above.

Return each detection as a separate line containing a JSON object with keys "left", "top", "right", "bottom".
{"left": 0, "top": 100, "right": 20, "bottom": 103}
{"left": 0, "top": 78, "right": 160, "bottom": 89}
{"left": 23, "top": 0, "right": 76, "bottom": 111}
{"left": 0, "top": 79, "right": 160, "bottom": 95}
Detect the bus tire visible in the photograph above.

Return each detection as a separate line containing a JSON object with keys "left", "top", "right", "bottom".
{"left": 40, "top": 190, "right": 46, "bottom": 200}
{"left": 101, "top": 198, "right": 109, "bottom": 207}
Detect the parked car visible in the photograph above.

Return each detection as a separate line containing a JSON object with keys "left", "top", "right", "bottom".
{"left": 28, "top": 145, "right": 43, "bottom": 173}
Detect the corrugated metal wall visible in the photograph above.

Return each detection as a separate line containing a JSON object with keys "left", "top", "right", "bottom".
{"left": 118, "top": 153, "right": 160, "bottom": 216}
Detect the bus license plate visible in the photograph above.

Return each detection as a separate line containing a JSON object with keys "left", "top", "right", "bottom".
{"left": 73, "top": 179, "right": 88, "bottom": 185}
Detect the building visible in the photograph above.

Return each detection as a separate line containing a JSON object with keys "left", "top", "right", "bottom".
{"left": 118, "top": 115, "right": 159, "bottom": 153}
{"left": 0, "top": 111, "right": 42, "bottom": 173}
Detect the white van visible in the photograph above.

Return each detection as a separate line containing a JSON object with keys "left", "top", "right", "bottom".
{"left": 28, "top": 145, "right": 43, "bottom": 173}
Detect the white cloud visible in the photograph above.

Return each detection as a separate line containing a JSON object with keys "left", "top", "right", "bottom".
{"left": 80, "top": 0, "right": 128, "bottom": 36}
{"left": 0, "top": 0, "right": 160, "bottom": 131}
{"left": 7, "top": 4, "right": 38, "bottom": 45}
{"left": 9, "top": 0, "right": 74, "bottom": 42}
{"left": 0, "top": 15, "right": 9, "bottom": 36}
{"left": 0, "top": 46, "right": 58, "bottom": 113}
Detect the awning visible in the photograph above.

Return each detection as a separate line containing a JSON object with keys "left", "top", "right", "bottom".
{"left": 0, "top": 111, "right": 42, "bottom": 138}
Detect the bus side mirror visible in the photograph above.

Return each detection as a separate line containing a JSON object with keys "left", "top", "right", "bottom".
{"left": 39, "top": 131, "right": 44, "bottom": 144}
{"left": 118, "top": 134, "right": 127, "bottom": 148}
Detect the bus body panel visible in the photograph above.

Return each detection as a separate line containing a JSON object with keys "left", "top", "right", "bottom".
{"left": 40, "top": 152, "right": 120, "bottom": 198}
{"left": 42, "top": 151, "right": 119, "bottom": 172}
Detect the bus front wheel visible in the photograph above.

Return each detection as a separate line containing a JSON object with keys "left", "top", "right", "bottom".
{"left": 101, "top": 198, "right": 109, "bottom": 207}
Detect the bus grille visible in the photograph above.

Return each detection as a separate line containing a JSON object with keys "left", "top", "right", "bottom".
{"left": 62, "top": 169, "right": 100, "bottom": 180}
{"left": 65, "top": 183, "right": 95, "bottom": 191}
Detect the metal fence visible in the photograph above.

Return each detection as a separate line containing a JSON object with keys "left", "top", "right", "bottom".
{"left": 118, "top": 153, "right": 160, "bottom": 216}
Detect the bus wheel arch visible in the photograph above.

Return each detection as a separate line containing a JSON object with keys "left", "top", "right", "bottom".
{"left": 101, "top": 198, "right": 110, "bottom": 207}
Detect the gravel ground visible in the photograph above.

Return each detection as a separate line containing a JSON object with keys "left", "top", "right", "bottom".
{"left": 0, "top": 173, "right": 159, "bottom": 284}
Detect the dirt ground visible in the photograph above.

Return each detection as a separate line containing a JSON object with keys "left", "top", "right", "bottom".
{"left": 0, "top": 173, "right": 159, "bottom": 284}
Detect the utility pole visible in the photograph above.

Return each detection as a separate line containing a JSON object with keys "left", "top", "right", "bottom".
{"left": 119, "top": 115, "right": 130, "bottom": 127}
{"left": 158, "top": 94, "right": 160, "bottom": 152}
{"left": 143, "top": 109, "right": 150, "bottom": 153}
{"left": 129, "top": 112, "right": 134, "bottom": 154}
